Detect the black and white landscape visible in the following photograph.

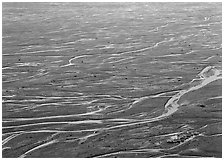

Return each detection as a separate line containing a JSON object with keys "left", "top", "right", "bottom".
{"left": 2, "top": 2, "right": 222, "bottom": 158}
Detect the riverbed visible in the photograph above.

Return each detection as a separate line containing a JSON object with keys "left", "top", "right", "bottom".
{"left": 2, "top": 2, "right": 222, "bottom": 158}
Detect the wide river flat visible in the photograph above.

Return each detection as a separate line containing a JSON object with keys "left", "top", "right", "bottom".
{"left": 2, "top": 3, "right": 222, "bottom": 158}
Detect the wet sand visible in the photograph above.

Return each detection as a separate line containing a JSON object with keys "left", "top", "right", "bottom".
{"left": 2, "top": 2, "right": 222, "bottom": 158}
